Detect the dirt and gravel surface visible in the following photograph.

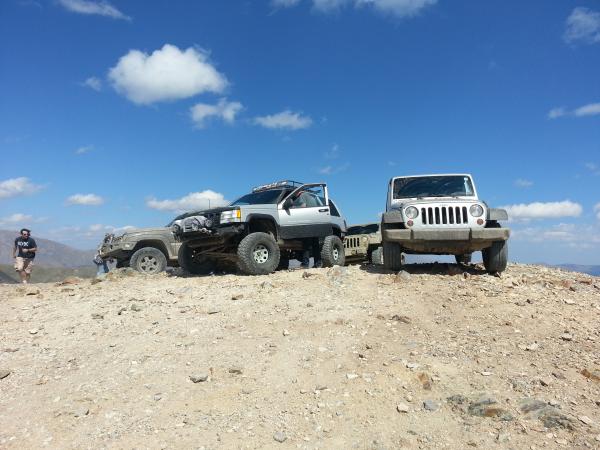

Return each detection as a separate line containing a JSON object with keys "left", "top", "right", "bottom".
{"left": 1, "top": 263, "right": 599, "bottom": 449}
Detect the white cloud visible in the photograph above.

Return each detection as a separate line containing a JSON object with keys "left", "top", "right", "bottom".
{"left": 514, "top": 178, "right": 533, "bottom": 188}
{"left": 0, "top": 213, "right": 46, "bottom": 227}
{"left": 574, "top": 102, "right": 600, "bottom": 117}
{"left": 595, "top": 203, "right": 600, "bottom": 221}
{"left": 146, "top": 190, "right": 228, "bottom": 213}
{"left": 271, "top": 0, "right": 302, "bottom": 6}
{"left": 82, "top": 76, "right": 102, "bottom": 91}
{"left": 66, "top": 193, "right": 105, "bottom": 206}
{"left": 0, "top": 177, "right": 44, "bottom": 199}
{"left": 564, "top": 7, "right": 600, "bottom": 44}
{"left": 547, "top": 107, "right": 566, "bottom": 119}
{"left": 75, "top": 145, "right": 93, "bottom": 155}
{"left": 501, "top": 200, "right": 583, "bottom": 221}
{"left": 512, "top": 223, "right": 600, "bottom": 249}
{"left": 190, "top": 98, "right": 243, "bottom": 128}
{"left": 547, "top": 102, "right": 600, "bottom": 119}
{"left": 58, "top": 0, "right": 130, "bottom": 20}
{"left": 253, "top": 110, "right": 313, "bottom": 130}
{"left": 108, "top": 44, "right": 228, "bottom": 105}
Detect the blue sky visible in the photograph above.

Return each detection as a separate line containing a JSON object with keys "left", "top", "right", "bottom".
{"left": 1, "top": 0, "right": 599, "bottom": 264}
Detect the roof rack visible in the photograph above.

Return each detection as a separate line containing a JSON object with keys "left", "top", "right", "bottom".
{"left": 252, "top": 180, "right": 304, "bottom": 192}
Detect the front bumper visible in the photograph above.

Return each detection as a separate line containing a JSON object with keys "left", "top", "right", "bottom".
{"left": 99, "top": 241, "right": 136, "bottom": 258}
{"left": 383, "top": 227, "right": 510, "bottom": 242}
{"left": 383, "top": 227, "right": 510, "bottom": 253}
{"left": 179, "top": 224, "right": 245, "bottom": 246}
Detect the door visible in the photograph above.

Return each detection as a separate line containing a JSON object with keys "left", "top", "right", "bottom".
{"left": 278, "top": 184, "right": 333, "bottom": 239}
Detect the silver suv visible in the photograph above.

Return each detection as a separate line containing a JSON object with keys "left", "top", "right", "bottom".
{"left": 381, "top": 174, "right": 510, "bottom": 273}
{"left": 173, "top": 181, "right": 347, "bottom": 275}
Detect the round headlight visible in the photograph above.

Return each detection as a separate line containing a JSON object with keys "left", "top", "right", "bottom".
{"left": 405, "top": 206, "right": 419, "bottom": 219}
{"left": 470, "top": 204, "right": 484, "bottom": 217}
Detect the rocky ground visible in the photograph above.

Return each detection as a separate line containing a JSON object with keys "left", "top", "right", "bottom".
{"left": 0, "top": 263, "right": 599, "bottom": 449}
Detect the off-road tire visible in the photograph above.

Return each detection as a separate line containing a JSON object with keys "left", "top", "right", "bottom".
{"left": 371, "top": 247, "right": 384, "bottom": 265}
{"left": 455, "top": 253, "right": 472, "bottom": 265}
{"left": 321, "top": 235, "right": 345, "bottom": 267}
{"left": 482, "top": 241, "right": 508, "bottom": 274}
{"left": 130, "top": 247, "right": 167, "bottom": 275}
{"left": 178, "top": 243, "right": 216, "bottom": 275}
{"left": 237, "top": 232, "right": 280, "bottom": 275}
{"left": 383, "top": 242, "right": 403, "bottom": 271}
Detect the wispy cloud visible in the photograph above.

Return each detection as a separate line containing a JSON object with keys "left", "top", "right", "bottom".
{"left": 66, "top": 193, "right": 105, "bottom": 206}
{"left": 595, "top": 203, "right": 600, "bottom": 221}
{"left": 501, "top": 200, "right": 583, "bottom": 221}
{"left": 57, "top": 0, "right": 131, "bottom": 21}
{"left": 275, "top": 0, "right": 436, "bottom": 18}
{"left": 318, "top": 162, "right": 350, "bottom": 175}
{"left": 146, "top": 190, "right": 228, "bottom": 213}
{"left": 585, "top": 162, "right": 600, "bottom": 176}
{"left": 253, "top": 110, "right": 313, "bottom": 130}
{"left": 514, "top": 178, "right": 533, "bottom": 188}
{"left": 0, "top": 177, "right": 44, "bottom": 199}
{"left": 109, "top": 44, "right": 228, "bottom": 105}
{"left": 547, "top": 102, "right": 600, "bottom": 119}
{"left": 564, "top": 7, "right": 600, "bottom": 45}
{"left": 324, "top": 143, "right": 340, "bottom": 159}
{"left": 82, "top": 76, "right": 102, "bottom": 91}
{"left": 190, "top": 98, "right": 243, "bottom": 128}
{"left": 75, "top": 145, "right": 93, "bottom": 155}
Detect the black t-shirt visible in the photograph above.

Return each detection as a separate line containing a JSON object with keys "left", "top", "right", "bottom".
{"left": 15, "top": 237, "right": 37, "bottom": 259}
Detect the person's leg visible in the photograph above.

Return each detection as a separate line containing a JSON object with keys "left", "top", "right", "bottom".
{"left": 23, "top": 259, "right": 33, "bottom": 283}
{"left": 300, "top": 239, "right": 310, "bottom": 268}
{"left": 312, "top": 238, "right": 322, "bottom": 268}
{"left": 102, "top": 261, "right": 109, "bottom": 273}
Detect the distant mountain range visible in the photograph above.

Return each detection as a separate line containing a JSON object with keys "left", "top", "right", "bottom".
{"left": 0, "top": 229, "right": 95, "bottom": 268}
{"left": 551, "top": 264, "right": 600, "bottom": 277}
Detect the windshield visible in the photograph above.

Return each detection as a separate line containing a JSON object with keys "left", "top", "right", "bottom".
{"left": 393, "top": 176, "right": 475, "bottom": 199}
{"left": 231, "top": 189, "right": 289, "bottom": 206}
{"left": 347, "top": 224, "right": 379, "bottom": 235}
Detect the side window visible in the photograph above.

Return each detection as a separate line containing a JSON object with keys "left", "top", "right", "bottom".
{"left": 290, "top": 186, "right": 326, "bottom": 208}
{"left": 329, "top": 200, "right": 340, "bottom": 217}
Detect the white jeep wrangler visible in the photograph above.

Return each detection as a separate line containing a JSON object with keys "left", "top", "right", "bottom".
{"left": 381, "top": 174, "right": 510, "bottom": 273}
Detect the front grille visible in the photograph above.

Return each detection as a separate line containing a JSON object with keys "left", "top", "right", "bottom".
{"left": 344, "top": 236, "right": 361, "bottom": 249}
{"left": 420, "top": 206, "right": 469, "bottom": 225}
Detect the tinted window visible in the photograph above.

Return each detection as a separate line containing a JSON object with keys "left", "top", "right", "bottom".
{"left": 231, "top": 189, "right": 288, "bottom": 206}
{"left": 393, "top": 176, "right": 474, "bottom": 199}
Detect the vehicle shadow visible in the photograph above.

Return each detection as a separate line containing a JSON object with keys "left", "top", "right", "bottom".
{"left": 358, "top": 262, "right": 489, "bottom": 277}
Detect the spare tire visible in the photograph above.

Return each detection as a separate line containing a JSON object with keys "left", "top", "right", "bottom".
{"left": 321, "top": 235, "right": 345, "bottom": 267}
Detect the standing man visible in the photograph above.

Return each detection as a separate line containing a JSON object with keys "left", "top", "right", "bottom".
{"left": 13, "top": 228, "right": 37, "bottom": 284}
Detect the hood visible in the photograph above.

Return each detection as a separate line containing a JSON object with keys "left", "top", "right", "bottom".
{"left": 121, "top": 227, "right": 170, "bottom": 237}
{"left": 391, "top": 197, "right": 478, "bottom": 208}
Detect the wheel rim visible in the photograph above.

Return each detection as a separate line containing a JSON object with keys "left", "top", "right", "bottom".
{"left": 332, "top": 246, "right": 340, "bottom": 261}
{"left": 253, "top": 244, "right": 269, "bottom": 264}
{"left": 139, "top": 255, "right": 159, "bottom": 273}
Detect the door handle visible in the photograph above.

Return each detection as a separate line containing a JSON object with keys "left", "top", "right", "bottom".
{"left": 318, "top": 208, "right": 329, "bottom": 213}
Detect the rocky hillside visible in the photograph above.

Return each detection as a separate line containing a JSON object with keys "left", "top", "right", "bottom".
{"left": 0, "top": 230, "right": 95, "bottom": 268}
{"left": 0, "top": 263, "right": 599, "bottom": 449}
